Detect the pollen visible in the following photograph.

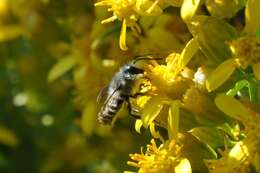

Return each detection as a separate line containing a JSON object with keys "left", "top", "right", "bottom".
{"left": 126, "top": 139, "right": 191, "bottom": 173}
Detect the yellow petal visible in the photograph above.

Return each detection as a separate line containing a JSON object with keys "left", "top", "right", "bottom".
{"left": 168, "top": 100, "right": 180, "bottom": 140}
{"left": 206, "top": 59, "right": 236, "bottom": 92}
{"left": 0, "top": 0, "right": 8, "bottom": 16}
{"left": 94, "top": 1, "right": 110, "bottom": 6}
{"left": 135, "top": 119, "right": 143, "bottom": 134}
{"left": 136, "top": 0, "right": 162, "bottom": 15}
{"left": 141, "top": 96, "right": 164, "bottom": 128}
{"left": 146, "top": 0, "right": 160, "bottom": 14}
{"left": 175, "top": 158, "right": 192, "bottom": 173}
{"left": 253, "top": 63, "right": 260, "bottom": 80}
{"left": 180, "top": 37, "right": 199, "bottom": 67}
{"left": 149, "top": 122, "right": 162, "bottom": 139}
{"left": 119, "top": 19, "right": 128, "bottom": 51}
{"left": 215, "top": 94, "right": 250, "bottom": 121}
{"left": 181, "top": 0, "right": 200, "bottom": 22}
{"left": 245, "top": 0, "right": 260, "bottom": 34}
{"left": 101, "top": 15, "right": 117, "bottom": 24}
{"left": 228, "top": 141, "right": 249, "bottom": 162}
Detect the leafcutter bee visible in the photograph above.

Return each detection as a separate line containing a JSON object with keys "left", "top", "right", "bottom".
{"left": 97, "top": 56, "right": 160, "bottom": 125}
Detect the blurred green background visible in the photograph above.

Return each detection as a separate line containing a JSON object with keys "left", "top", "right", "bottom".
{"left": 0, "top": 0, "right": 154, "bottom": 172}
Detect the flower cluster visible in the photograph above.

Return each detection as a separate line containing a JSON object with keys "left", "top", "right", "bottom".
{"left": 91, "top": 0, "right": 260, "bottom": 172}
{"left": 206, "top": 35, "right": 260, "bottom": 92}
{"left": 205, "top": 94, "right": 260, "bottom": 173}
{"left": 95, "top": 0, "right": 164, "bottom": 50}
{"left": 125, "top": 139, "right": 191, "bottom": 173}
{"left": 133, "top": 39, "right": 199, "bottom": 140}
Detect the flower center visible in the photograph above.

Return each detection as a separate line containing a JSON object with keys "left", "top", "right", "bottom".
{"left": 229, "top": 36, "right": 260, "bottom": 67}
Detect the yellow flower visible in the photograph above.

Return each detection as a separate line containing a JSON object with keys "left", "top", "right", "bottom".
{"left": 134, "top": 64, "right": 185, "bottom": 140}
{"left": 95, "top": 0, "right": 162, "bottom": 50}
{"left": 125, "top": 139, "right": 192, "bottom": 173}
{"left": 206, "top": 36, "right": 260, "bottom": 92}
{"left": 205, "top": 140, "right": 252, "bottom": 173}
{"left": 215, "top": 94, "right": 260, "bottom": 139}
{"left": 230, "top": 36, "right": 260, "bottom": 80}
{"left": 134, "top": 38, "right": 199, "bottom": 139}
{"left": 95, "top": 0, "right": 139, "bottom": 50}
{"left": 209, "top": 94, "right": 260, "bottom": 172}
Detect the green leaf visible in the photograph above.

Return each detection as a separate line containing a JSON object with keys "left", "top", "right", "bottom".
{"left": 47, "top": 50, "right": 79, "bottom": 82}
{"left": 81, "top": 102, "right": 97, "bottom": 136}
{"left": 91, "top": 23, "right": 121, "bottom": 49}
{"left": 168, "top": 100, "right": 180, "bottom": 140}
{"left": 206, "top": 59, "right": 236, "bottom": 92}
{"left": 247, "top": 78, "right": 260, "bottom": 103}
{"left": 180, "top": 133, "right": 216, "bottom": 171}
{"left": 256, "top": 28, "right": 260, "bottom": 37}
{"left": 226, "top": 80, "right": 249, "bottom": 97}
{"left": 205, "top": 0, "right": 246, "bottom": 18}
{"left": 191, "top": 127, "right": 224, "bottom": 150}
{"left": 181, "top": 0, "right": 201, "bottom": 22}
{"left": 187, "top": 16, "right": 237, "bottom": 64}
{"left": 215, "top": 94, "right": 250, "bottom": 121}
{"left": 227, "top": 79, "right": 259, "bottom": 103}
{"left": 180, "top": 38, "right": 199, "bottom": 67}
{"left": 245, "top": 0, "right": 260, "bottom": 34}
{"left": 253, "top": 63, "right": 260, "bottom": 80}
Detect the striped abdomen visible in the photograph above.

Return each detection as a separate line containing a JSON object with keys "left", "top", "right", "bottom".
{"left": 97, "top": 91, "right": 124, "bottom": 124}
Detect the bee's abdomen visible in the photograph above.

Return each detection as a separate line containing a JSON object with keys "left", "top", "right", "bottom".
{"left": 98, "top": 91, "right": 124, "bottom": 124}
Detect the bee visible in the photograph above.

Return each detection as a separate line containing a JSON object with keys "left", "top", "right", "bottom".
{"left": 97, "top": 56, "right": 159, "bottom": 125}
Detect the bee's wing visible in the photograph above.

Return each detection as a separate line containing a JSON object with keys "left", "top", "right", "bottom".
{"left": 97, "top": 86, "right": 109, "bottom": 103}
{"left": 101, "top": 85, "right": 121, "bottom": 108}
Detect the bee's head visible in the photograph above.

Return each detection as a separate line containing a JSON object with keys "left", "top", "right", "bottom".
{"left": 124, "top": 64, "right": 144, "bottom": 74}
{"left": 121, "top": 55, "right": 161, "bottom": 80}
{"left": 121, "top": 64, "right": 144, "bottom": 81}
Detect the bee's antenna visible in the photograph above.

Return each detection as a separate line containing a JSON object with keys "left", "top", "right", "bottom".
{"left": 132, "top": 54, "right": 162, "bottom": 64}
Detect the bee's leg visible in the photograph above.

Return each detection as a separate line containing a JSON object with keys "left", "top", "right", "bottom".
{"left": 129, "top": 92, "right": 146, "bottom": 98}
{"left": 126, "top": 98, "right": 166, "bottom": 128}
{"left": 130, "top": 80, "right": 150, "bottom": 98}
{"left": 126, "top": 99, "right": 140, "bottom": 119}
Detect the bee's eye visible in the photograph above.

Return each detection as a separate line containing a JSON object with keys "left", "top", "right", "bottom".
{"left": 125, "top": 66, "right": 143, "bottom": 74}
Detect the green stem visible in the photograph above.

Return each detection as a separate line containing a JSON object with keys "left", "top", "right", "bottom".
{"left": 248, "top": 79, "right": 259, "bottom": 103}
